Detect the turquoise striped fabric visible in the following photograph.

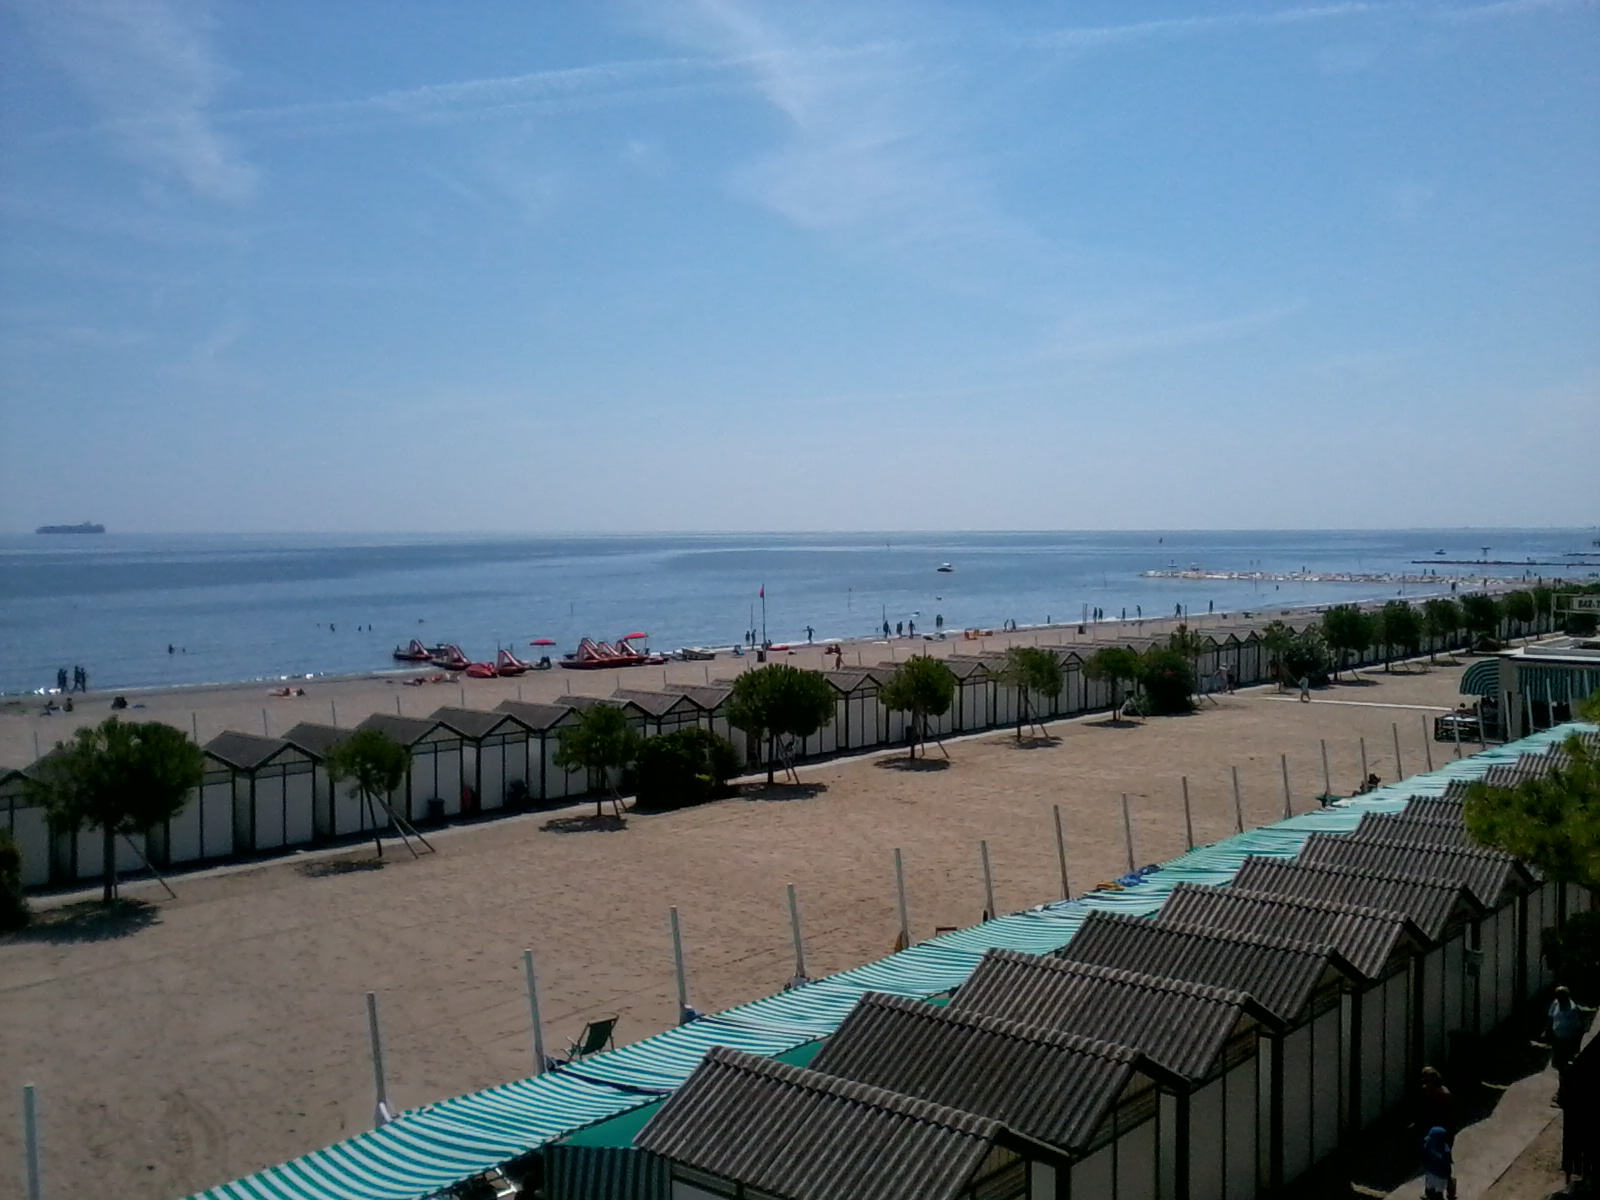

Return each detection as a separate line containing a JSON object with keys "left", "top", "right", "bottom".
{"left": 190, "top": 722, "right": 1595, "bottom": 1200}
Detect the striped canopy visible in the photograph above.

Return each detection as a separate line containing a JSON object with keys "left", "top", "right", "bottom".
{"left": 1460, "top": 658, "right": 1500, "bottom": 696}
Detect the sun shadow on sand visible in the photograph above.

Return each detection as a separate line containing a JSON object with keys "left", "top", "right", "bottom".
{"left": 875, "top": 757, "right": 950, "bottom": 772}
{"left": 298, "top": 858, "right": 386, "bottom": 879}
{"left": 1001, "top": 735, "right": 1061, "bottom": 750}
{"left": 8, "top": 898, "right": 160, "bottom": 944}
{"left": 740, "top": 782, "right": 829, "bottom": 802}
{"left": 540, "top": 814, "right": 629, "bottom": 834}
{"left": 1085, "top": 717, "right": 1141, "bottom": 729}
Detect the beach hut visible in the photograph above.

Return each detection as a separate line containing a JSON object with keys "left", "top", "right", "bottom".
{"left": 942, "top": 654, "right": 1015, "bottom": 731}
{"left": 1054, "top": 912, "right": 1361, "bottom": 1188}
{"left": 426, "top": 707, "right": 535, "bottom": 814}
{"left": 201, "top": 731, "right": 318, "bottom": 855}
{"left": 0, "top": 767, "right": 50, "bottom": 888}
{"left": 1293, "top": 832, "right": 1540, "bottom": 1034}
{"left": 634, "top": 1046, "right": 1073, "bottom": 1200}
{"left": 354, "top": 713, "right": 467, "bottom": 823}
{"left": 1158, "top": 883, "right": 1428, "bottom": 1132}
{"left": 810, "top": 991, "right": 1185, "bottom": 1199}
{"left": 611, "top": 689, "right": 706, "bottom": 738}
{"left": 1228, "top": 857, "right": 1486, "bottom": 1074}
{"left": 279, "top": 721, "right": 363, "bottom": 838}
{"left": 949, "top": 949, "right": 1279, "bottom": 1200}
{"left": 17, "top": 749, "right": 166, "bottom": 885}
{"left": 662, "top": 683, "right": 738, "bottom": 748}
{"left": 493, "top": 700, "right": 583, "bottom": 803}
{"left": 820, "top": 669, "right": 885, "bottom": 752}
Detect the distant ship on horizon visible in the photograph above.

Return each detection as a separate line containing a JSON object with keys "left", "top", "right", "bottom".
{"left": 36, "top": 521, "right": 105, "bottom": 535}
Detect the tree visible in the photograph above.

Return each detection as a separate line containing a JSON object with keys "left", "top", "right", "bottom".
{"left": 878, "top": 656, "right": 957, "bottom": 759}
{"left": 1376, "top": 601, "right": 1422, "bottom": 673}
{"left": 1320, "top": 605, "right": 1374, "bottom": 679}
{"left": 635, "top": 728, "right": 741, "bottom": 810}
{"left": 325, "top": 729, "right": 413, "bottom": 854}
{"left": 25, "top": 718, "right": 203, "bottom": 904}
{"left": 1503, "top": 590, "right": 1537, "bottom": 641}
{"left": 1281, "top": 625, "right": 1332, "bottom": 686}
{"left": 1465, "top": 732, "right": 1600, "bottom": 893}
{"left": 1460, "top": 593, "right": 1502, "bottom": 649}
{"left": 993, "top": 646, "right": 1064, "bottom": 741}
{"left": 1421, "top": 597, "right": 1461, "bottom": 662}
{"left": 726, "top": 663, "right": 837, "bottom": 784}
{"left": 1141, "top": 647, "right": 1196, "bottom": 715}
{"left": 1084, "top": 646, "right": 1145, "bottom": 721}
{"left": 553, "top": 704, "right": 641, "bottom": 816}
{"left": 1260, "top": 621, "right": 1295, "bottom": 691}
{"left": 0, "top": 829, "right": 28, "bottom": 932}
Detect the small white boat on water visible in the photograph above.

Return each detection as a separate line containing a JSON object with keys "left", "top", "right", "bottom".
{"left": 936, "top": 563, "right": 954, "bottom": 573}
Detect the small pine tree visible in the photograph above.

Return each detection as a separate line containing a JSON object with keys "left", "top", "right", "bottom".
{"left": 1084, "top": 646, "right": 1144, "bottom": 721}
{"left": 878, "top": 656, "right": 957, "bottom": 759}
{"left": 726, "top": 664, "right": 837, "bottom": 784}
{"left": 325, "top": 729, "right": 413, "bottom": 854}
{"left": 553, "top": 705, "right": 640, "bottom": 817}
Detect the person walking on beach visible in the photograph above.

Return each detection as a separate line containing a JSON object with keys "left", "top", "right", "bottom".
{"left": 1545, "top": 985, "right": 1587, "bottom": 1071}
{"left": 1420, "top": 1126, "right": 1454, "bottom": 1200}
{"left": 1298, "top": 676, "right": 1311, "bottom": 702}
{"left": 896, "top": 621, "right": 903, "bottom": 637}
{"left": 1415, "top": 1067, "right": 1456, "bottom": 1143}
{"left": 882, "top": 620, "right": 890, "bottom": 639}
{"left": 907, "top": 619, "right": 915, "bottom": 637}
{"left": 805, "top": 625, "right": 814, "bottom": 643}
{"left": 56, "top": 667, "right": 67, "bottom": 692}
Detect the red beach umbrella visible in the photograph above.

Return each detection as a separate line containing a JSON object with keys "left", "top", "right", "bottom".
{"left": 530, "top": 638, "right": 557, "bottom": 646}
{"left": 621, "top": 632, "right": 649, "bottom": 640}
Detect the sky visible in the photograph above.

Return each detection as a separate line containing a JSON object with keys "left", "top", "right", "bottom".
{"left": 1, "top": 0, "right": 1596, "bottom": 534}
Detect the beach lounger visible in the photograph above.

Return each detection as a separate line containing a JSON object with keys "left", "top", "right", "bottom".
{"left": 564, "top": 1014, "right": 617, "bottom": 1062}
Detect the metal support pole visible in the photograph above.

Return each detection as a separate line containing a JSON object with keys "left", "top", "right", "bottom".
{"left": 394, "top": 695, "right": 402, "bottom": 715}
{"left": 366, "top": 992, "right": 390, "bottom": 1126}
{"left": 894, "top": 848, "right": 911, "bottom": 948}
{"left": 980, "top": 841, "right": 997, "bottom": 920}
{"left": 670, "top": 906, "right": 690, "bottom": 1024}
{"left": 1422, "top": 716, "right": 1434, "bottom": 772}
{"left": 523, "top": 950, "right": 545, "bottom": 1076}
{"left": 1231, "top": 766, "right": 1244, "bottom": 833}
{"left": 1320, "top": 739, "right": 1332, "bottom": 798}
{"left": 1392, "top": 722, "right": 1404, "bottom": 780}
{"left": 190, "top": 712, "right": 198, "bottom": 743}
{"left": 1360, "top": 737, "right": 1369, "bottom": 783}
{"left": 1121, "top": 794, "right": 1136, "bottom": 873}
{"left": 787, "top": 884, "right": 808, "bottom": 982}
{"left": 1280, "top": 754, "right": 1292, "bottom": 819}
{"left": 1181, "top": 777, "right": 1194, "bottom": 851}
{"left": 1454, "top": 710, "right": 1462, "bottom": 758}
{"left": 330, "top": 699, "right": 338, "bottom": 726}
{"left": 1043, "top": 815, "right": 1069, "bottom": 914}
{"left": 23, "top": 1083, "right": 42, "bottom": 1200}
{"left": 262, "top": 708, "right": 269, "bottom": 737}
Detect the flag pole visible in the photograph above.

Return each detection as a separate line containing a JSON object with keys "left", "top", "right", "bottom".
{"left": 23, "top": 1083, "right": 42, "bottom": 1200}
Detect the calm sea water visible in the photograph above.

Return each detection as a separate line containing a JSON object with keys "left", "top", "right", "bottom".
{"left": 1, "top": 529, "right": 1594, "bottom": 695}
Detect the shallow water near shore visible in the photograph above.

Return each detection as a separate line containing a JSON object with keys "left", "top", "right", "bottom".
{"left": 1, "top": 528, "right": 1591, "bottom": 695}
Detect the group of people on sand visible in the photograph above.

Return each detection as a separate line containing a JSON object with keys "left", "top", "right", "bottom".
{"left": 54, "top": 665, "right": 88, "bottom": 693}
{"left": 1413, "top": 985, "right": 1589, "bottom": 1199}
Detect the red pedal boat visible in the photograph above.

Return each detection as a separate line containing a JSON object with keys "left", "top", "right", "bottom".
{"left": 463, "top": 661, "right": 498, "bottom": 679}
{"left": 496, "top": 649, "right": 530, "bottom": 676}
{"left": 393, "top": 639, "right": 432, "bottom": 662}
{"left": 430, "top": 644, "right": 471, "bottom": 671}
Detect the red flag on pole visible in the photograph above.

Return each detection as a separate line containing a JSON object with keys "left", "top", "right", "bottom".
{"left": 759, "top": 585, "right": 765, "bottom": 598}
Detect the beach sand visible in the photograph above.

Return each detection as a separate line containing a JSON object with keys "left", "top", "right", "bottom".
{"left": 0, "top": 659, "right": 1480, "bottom": 1198}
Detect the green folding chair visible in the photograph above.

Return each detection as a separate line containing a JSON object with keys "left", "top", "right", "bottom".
{"left": 565, "top": 1014, "right": 617, "bottom": 1062}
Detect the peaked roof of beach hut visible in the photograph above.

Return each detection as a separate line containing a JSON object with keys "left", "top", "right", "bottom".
{"left": 933, "top": 655, "right": 1000, "bottom": 680}
{"left": 1159, "top": 883, "right": 1426, "bottom": 982}
{"left": 610, "top": 689, "right": 702, "bottom": 720}
{"left": 809, "top": 991, "right": 1182, "bottom": 1156}
{"left": 662, "top": 682, "right": 734, "bottom": 711}
{"left": 1350, "top": 812, "right": 1475, "bottom": 849}
{"left": 492, "top": 700, "right": 578, "bottom": 732}
{"left": 1052, "top": 911, "right": 1359, "bottom": 1026}
{"left": 555, "top": 694, "right": 651, "bottom": 723}
{"left": 1229, "top": 857, "right": 1486, "bottom": 943}
{"left": 203, "top": 731, "right": 299, "bottom": 772}
{"left": 279, "top": 721, "right": 348, "bottom": 760}
{"left": 819, "top": 669, "right": 877, "bottom": 694}
{"left": 635, "top": 1046, "right": 1065, "bottom": 1200}
{"left": 948, "top": 949, "right": 1278, "bottom": 1081}
{"left": 426, "top": 706, "right": 525, "bottom": 741}
{"left": 354, "top": 713, "right": 449, "bottom": 747}
{"left": 1294, "top": 833, "right": 1535, "bottom": 911}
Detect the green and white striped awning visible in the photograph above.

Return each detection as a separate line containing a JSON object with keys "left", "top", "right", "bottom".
{"left": 1460, "top": 658, "right": 1501, "bottom": 696}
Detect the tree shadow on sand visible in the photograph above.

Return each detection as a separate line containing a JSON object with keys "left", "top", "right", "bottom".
{"left": 540, "top": 814, "right": 629, "bottom": 834}
{"left": 741, "top": 782, "right": 829, "bottom": 802}
{"left": 298, "top": 857, "right": 386, "bottom": 879}
{"left": 876, "top": 757, "right": 950, "bottom": 772}
{"left": 7, "top": 898, "right": 160, "bottom": 945}
{"left": 1003, "top": 735, "right": 1061, "bottom": 750}
{"left": 1085, "top": 717, "right": 1141, "bottom": 729}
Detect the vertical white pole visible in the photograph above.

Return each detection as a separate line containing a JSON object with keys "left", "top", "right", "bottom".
{"left": 330, "top": 699, "right": 338, "bottom": 725}
{"left": 1320, "top": 739, "right": 1332, "bottom": 798}
{"left": 1231, "top": 766, "right": 1244, "bottom": 833}
{"left": 365, "top": 992, "right": 389, "bottom": 1126}
{"left": 1454, "top": 709, "right": 1463, "bottom": 758}
{"left": 980, "top": 841, "right": 996, "bottom": 920}
{"left": 522, "top": 950, "right": 545, "bottom": 1075}
{"left": 894, "top": 849, "right": 911, "bottom": 948}
{"left": 1052, "top": 805, "right": 1070, "bottom": 899}
{"left": 1360, "top": 737, "right": 1369, "bottom": 782}
{"left": 1280, "top": 754, "right": 1292, "bottom": 819}
{"left": 460, "top": 687, "right": 466, "bottom": 708}
{"left": 787, "top": 884, "right": 807, "bottom": 981}
{"left": 1392, "top": 722, "right": 1404, "bottom": 780}
{"left": 32, "top": 730, "right": 41, "bottom": 761}
{"left": 1181, "top": 777, "right": 1194, "bottom": 851}
{"left": 262, "top": 708, "right": 269, "bottom": 737}
{"left": 1423, "top": 717, "right": 1435, "bottom": 772}
{"left": 1121, "top": 794, "right": 1136, "bottom": 872}
{"left": 517, "top": 683, "right": 524, "bottom": 701}
{"left": 190, "top": 712, "right": 199, "bottom": 743}
{"left": 22, "top": 1083, "right": 42, "bottom": 1200}
{"left": 670, "top": 906, "right": 689, "bottom": 1024}
{"left": 394, "top": 695, "right": 402, "bottom": 715}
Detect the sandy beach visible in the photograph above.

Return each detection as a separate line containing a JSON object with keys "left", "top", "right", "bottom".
{"left": 0, "top": 656, "right": 1480, "bottom": 1198}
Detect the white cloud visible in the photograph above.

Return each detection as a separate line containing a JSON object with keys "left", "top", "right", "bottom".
{"left": 14, "top": 0, "right": 255, "bottom": 202}
{"left": 1028, "top": 4, "right": 1386, "bottom": 53}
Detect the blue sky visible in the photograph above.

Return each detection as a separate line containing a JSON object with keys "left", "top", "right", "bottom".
{"left": 1, "top": 0, "right": 1595, "bottom": 533}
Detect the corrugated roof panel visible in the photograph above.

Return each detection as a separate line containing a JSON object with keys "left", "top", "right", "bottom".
{"left": 1230, "top": 857, "right": 1482, "bottom": 941}
{"left": 1295, "top": 832, "right": 1531, "bottom": 909}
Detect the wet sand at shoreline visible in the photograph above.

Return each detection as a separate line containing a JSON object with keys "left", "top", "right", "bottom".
{"left": 0, "top": 659, "right": 1479, "bottom": 1198}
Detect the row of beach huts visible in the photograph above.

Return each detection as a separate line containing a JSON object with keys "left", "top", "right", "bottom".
{"left": 0, "top": 618, "right": 1550, "bottom": 891}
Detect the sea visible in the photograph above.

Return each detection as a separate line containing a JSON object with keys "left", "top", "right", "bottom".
{"left": 1, "top": 529, "right": 1595, "bottom": 697}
